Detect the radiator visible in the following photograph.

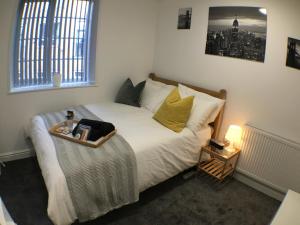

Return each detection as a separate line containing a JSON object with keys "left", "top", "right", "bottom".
{"left": 237, "top": 125, "right": 300, "bottom": 194}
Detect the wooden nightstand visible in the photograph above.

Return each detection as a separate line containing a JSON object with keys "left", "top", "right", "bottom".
{"left": 198, "top": 145, "right": 241, "bottom": 181}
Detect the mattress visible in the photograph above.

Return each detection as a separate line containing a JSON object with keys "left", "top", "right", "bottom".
{"left": 30, "top": 102, "right": 211, "bottom": 225}
{"left": 0, "top": 197, "right": 16, "bottom": 225}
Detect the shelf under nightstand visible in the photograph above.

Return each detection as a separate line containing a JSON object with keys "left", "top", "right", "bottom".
{"left": 198, "top": 145, "right": 241, "bottom": 181}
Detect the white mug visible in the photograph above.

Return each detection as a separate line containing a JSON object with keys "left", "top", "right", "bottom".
{"left": 53, "top": 73, "right": 62, "bottom": 87}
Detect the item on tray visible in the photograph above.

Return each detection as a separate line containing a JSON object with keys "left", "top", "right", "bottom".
{"left": 56, "top": 127, "right": 65, "bottom": 133}
{"left": 62, "top": 129, "right": 71, "bottom": 135}
{"left": 66, "top": 110, "right": 74, "bottom": 119}
{"left": 74, "top": 124, "right": 92, "bottom": 141}
{"left": 74, "top": 133, "right": 81, "bottom": 140}
{"left": 65, "top": 111, "right": 75, "bottom": 132}
{"left": 56, "top": 126, "right": 70, "bottom": 134}
{"left": 72, "top": 119, "right": 115, "bottom": 142}
{"left": 65, "top": 120, "right": 73, "bottom": 132}
{"left": 80, "top": 129, "right": 89, "bottom": 141}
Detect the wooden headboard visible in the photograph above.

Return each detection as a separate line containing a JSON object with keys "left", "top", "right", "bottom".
{"left": 149, "top": 73, "right": 227, "bottom": 139}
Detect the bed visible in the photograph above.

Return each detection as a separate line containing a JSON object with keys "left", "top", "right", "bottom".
{"left": 29, "top": 73, "right": 226, "bottom": 225}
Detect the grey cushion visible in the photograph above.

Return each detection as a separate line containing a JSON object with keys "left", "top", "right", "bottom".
{"left": 115, "top": 78, "right": 146, "bottom": 107}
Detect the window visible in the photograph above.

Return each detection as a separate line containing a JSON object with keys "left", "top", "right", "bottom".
{"left": 76, "top": 29, "right": 85, "bottom": 57}
{"left": 12, "top": 0, "right": 97, "bottom": 91}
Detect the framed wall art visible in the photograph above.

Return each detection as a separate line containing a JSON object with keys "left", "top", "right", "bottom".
{"left": 205, "top": 6, "right": 267, "bottom": 62}
{"left": 286, "top": 37, "right": 300, "bottom": 70}
{"left": 177, "top": 8, "right": 192, "bottom": 30}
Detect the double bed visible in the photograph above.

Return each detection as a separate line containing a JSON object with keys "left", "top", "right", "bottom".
{"left": 30, "top": 73, "right": 226, "bottom": 225}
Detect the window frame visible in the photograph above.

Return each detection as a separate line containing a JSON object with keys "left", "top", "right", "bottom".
{"left": 10, "top": 0, "right": 99, "bottom": 93}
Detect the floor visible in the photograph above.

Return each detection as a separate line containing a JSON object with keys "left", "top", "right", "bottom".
{"left": 0, "top": 157, "right": 280, "bottom": 225}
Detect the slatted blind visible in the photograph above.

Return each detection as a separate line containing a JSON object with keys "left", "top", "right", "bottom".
{"left": 13, "top": 0, "right": 95, "bottom": 90}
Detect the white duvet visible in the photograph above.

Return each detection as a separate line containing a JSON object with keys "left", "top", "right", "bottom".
{"left": 30, "top": 102, "right": 211, "bottom": 225}
{"left": 0, "top": 197, "right": 16, "bottom": 225}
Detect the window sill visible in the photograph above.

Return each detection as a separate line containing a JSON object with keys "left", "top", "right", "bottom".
{"left": 9, "top": 82, "right": 97, "bottom": 94}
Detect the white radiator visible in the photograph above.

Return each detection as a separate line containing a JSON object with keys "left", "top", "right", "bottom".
{"left": 237, "top": 125, "right": 300, "bottom": 195}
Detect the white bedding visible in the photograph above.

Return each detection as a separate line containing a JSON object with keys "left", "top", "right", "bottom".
{"left": 30, "top": 102, "right": 211, "bottom": 225}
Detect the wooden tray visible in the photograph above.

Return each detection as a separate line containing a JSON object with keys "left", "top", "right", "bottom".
{"left": 49, "top": 120, "right": 116, "bottom": 148}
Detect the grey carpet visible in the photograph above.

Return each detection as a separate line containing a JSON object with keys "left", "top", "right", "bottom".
{"left": 0, "top": 157, "right": 280, "bottom": 225}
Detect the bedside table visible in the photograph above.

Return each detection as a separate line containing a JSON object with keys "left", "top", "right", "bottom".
{"left": 198, "top": 145, "right": 241, "bottom": 181}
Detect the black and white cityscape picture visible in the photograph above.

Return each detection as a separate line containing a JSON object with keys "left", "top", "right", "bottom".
{"left": 286, "top": 37, "right": 300, "bottom": 70}
{"left": 205, "top": 7, "right": 267, "bottom": 62}
{"left": 177, "top": 8, "right": 192, "bottom": 30}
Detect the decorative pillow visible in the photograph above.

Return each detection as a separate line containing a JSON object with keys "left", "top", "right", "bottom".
{"left": 179, "top": 84, "right": 225, "bottom": 126}
{"left": 186, "top": 98, "right": 218, "bottom": 132}
{"left": 115, "top": 78, "right": 146, "bottom": 107}
{"left": 153, "top": 88, "right": 194, "bottom": 133}
{"left": 140, "top": 79, "right": 176, "bottom": 112}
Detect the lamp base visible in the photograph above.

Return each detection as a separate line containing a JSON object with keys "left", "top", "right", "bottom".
{"left": 226, "top": 143, "right": 236, "bottom": 152}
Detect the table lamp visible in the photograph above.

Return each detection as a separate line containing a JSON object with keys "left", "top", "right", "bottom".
{"left": 225, "top": 125, "right": 242, "bottom": 152}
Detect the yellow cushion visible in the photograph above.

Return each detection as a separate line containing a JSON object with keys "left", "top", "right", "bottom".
{"left": 153, "top": 88, "right": 194, "bottom": 132}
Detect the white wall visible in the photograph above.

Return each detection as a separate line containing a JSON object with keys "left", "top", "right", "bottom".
{"left": 2, "top": 0, "right": 300, "bottom": 159}
{"left": 153, "top": 0, "right": 300, "bottom": 142}
{"left": 0, "top": 0, "right": 158, "bottom": 158}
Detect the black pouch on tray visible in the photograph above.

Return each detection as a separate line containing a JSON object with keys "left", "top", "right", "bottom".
{"left": 72, "top": 119, "right": 115, "bottom": 141}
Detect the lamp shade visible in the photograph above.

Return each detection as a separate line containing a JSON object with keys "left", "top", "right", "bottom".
{"left": 225, "top": 125, "right": 242, "bottom": 149}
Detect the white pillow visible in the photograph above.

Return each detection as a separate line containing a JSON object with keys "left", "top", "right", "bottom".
{"left": 179, "top": 84, "right": 225, "bottom": 131}
{"left": 186, "top": 98, "right": 218, "bottom": 132}
{"left": 141, "top": 79, "right": 176, "bottom": 113}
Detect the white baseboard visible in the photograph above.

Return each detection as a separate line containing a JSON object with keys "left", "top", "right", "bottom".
{"left": 234, "top": 169, "right": 286, "bottom": 201}
{"left": 0, "top": 149, "right": 35, "bottom": 162}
